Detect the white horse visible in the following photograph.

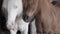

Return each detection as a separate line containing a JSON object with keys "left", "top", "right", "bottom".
{"left": 2, "top": 0, "right": 29, "bottom": 34}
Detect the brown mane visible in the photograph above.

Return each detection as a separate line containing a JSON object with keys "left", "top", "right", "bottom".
{"left": 36, "top": 0, "right": 60, "bottom": 34}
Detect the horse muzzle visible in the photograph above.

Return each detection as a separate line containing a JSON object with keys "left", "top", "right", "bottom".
{"left": 22, "top": 14, "right": 30, "bottom": 22}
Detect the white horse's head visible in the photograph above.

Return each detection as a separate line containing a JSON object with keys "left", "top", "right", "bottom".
{"left": 2, "top": 0, "right": 23, "bottom": 30}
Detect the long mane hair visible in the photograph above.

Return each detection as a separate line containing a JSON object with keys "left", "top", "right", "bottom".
{"left": 36, "top": 0, "right": 60, "bottom": 34}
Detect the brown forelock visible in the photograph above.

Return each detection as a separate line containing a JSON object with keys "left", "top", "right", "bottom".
{"left": 27, "top": 0, "right": 40, "bottom": 22}
{"left": 23, "top": 0, "right": 39, "bottom": 19}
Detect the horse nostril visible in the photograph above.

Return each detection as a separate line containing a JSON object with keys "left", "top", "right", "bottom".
{"left": 23, "top": 15, "right": 29, "bottom": 22}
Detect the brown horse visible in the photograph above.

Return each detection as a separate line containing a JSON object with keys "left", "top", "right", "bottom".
{"left": 23, "top": 0, "right": 60, "bottom": 34}
{"left": 22, "top": 0, "right": 50, "bottom": 34}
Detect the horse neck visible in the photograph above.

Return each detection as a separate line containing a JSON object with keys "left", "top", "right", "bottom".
{"left": 39, "top": 0, "right": 60, "bottom": 23}
{"left": 39, "top": 0, "right": 59, "bottom": 15}
{"left": 39, "top": 0, "right": 52, "bottom": 12}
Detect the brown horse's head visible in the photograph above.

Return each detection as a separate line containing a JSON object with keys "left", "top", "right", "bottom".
{"left": 22, "top": 0, "right": 55, "bottom": 22}
{"left": 22, "top": 0, "right": 39, "bottom": 22}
